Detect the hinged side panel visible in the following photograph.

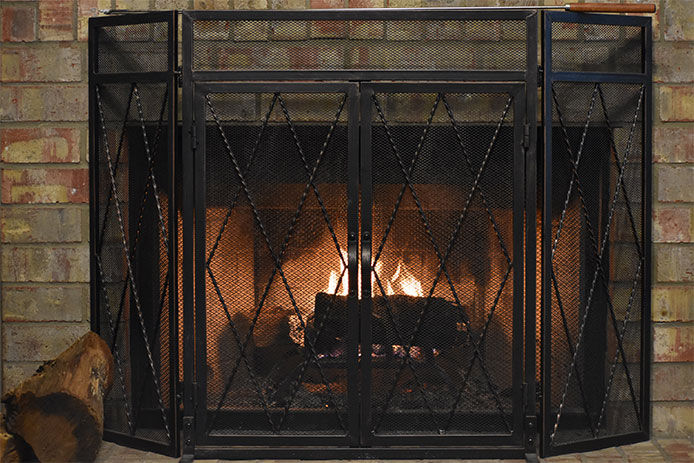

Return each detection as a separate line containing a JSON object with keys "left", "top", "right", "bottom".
{"left": 540, "top": 10, "right": 651, "bottom": 457}
{"left": 89, "top": 10, "right": 180, "bottom": 456}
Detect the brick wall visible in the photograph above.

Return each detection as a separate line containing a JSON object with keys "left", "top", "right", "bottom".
{"left": 0, "top": 0, "right": 691, "bottom": 438}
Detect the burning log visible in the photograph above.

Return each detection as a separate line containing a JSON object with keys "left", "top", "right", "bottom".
{"left": 1, "top": 332, "right": 114, "bottom": 463}
{"left": 310, "top": 293, "right": 467, "bottom": 351}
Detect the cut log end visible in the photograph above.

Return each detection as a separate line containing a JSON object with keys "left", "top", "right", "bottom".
{"left": 2, "top": 331, "right": 114, "bottom": 463}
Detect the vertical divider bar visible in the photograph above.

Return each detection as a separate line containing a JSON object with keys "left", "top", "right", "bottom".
{"left": 347, "top": 84, "right": 361, "bottom": 446}
{"left": 181, "top": 11, "right": 196, "bottom": 460}
{"left": 524, "top": 10, "right": 539, "bottom": 456}
{"left": 166, "top": 10, "right": 180, "bottom": 455}
{"left": 540, "top": 10, "right": 553, "bottom": 458}
{"left": 359, "top": 84, "right": 374, "bottom": 447}
{"left": 193, "top": 88, "right": 208, "bottom": 443}
{"left": 641, "top": 18, "right": 652, "bottom": 438}
{"left": 88, "top": 20, "right": 100, "bottom": 334}
{"left": 513, "top": 85, "right": 527, "bottom": 442}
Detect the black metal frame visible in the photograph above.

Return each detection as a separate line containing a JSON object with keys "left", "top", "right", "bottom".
{"left": 86, "top": 7, "right": 653, "bottom": 460}
{"left": 540, "top": 10, "right": 651, "bottom": 458}
{"left": 89, "top": 10, "right": 180, "bottom": 457}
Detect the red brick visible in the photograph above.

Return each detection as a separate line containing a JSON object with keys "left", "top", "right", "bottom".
{"left": 653, "top": 206, "right": 693, "bottom": 243}
{"left": 0, "top": 85, "right": 88, "bottom": 122}
{"left": 656, "top": 165, "right": 694, "bottom": 203}
{"left": 1, "top": 128, "right": 81, "bottom": 163}
{"left": 653, "top": 126, "right": 694, "bottom": 163}
{"left": 653, "top": 323, "right": 694, "bottom": 362}
{"left": 1, "top": 6, "right": 37, "bottom": 42}
{"left": 1, "top": 45, "right": 82, "bottom": 82}
{"left": 653, "top": 363, "right": 694, "bottom": 401}
{"left": 1, "top": 246, "right": 89, "bottom": 282}
{"left": 310, "top": 0, "right": 344, "bottom": 7}
{"left": 658, "top": 85, "right": 694, "bottom": 122}
{"left": 38, "top": 0, "right": 74, "bottom": 41}
{"left": 1, "top": 168, "right": 88, "bottom": 204}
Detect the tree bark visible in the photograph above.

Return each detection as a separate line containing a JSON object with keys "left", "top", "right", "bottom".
{"left": 2, "top": 331, "right": 114, "bottom": 463}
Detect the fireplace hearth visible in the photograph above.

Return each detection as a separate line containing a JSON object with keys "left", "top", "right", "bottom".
{"left": 88, "top": 8, "right": 651, "bottom": 461}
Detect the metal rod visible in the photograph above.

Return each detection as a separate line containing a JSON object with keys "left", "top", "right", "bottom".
{"left": 99, "top": 3, "right": 655, "bottom": 14}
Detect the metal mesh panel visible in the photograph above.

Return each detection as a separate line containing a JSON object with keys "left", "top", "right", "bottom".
{"left": 97, "top": 22, "right": 170, "bottom": 74}
{"left": 368, "top": 91, "right": 516, "bottom": 435}
{"left": 94, "top": 80, "right": 175, "bottom": 444}
{"left": 202, "top": 90, "right": 351, "bottom": 436}
{"left": 191, "top": 18, "right": 527, "bottom": 71}
{"left": 546, "top": 80, "right": 645, "bottom": 446}
{"left": 550, "top": 22, "right": 643, "bottom": 73}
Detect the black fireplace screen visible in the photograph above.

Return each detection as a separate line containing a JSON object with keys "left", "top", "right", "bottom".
{"left": 88, "top": 8, "right": 651, "bottom": 460}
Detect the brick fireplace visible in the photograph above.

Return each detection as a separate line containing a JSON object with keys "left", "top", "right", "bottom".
{"left": 1, "top": 0, "right": 692, "bottom": 461}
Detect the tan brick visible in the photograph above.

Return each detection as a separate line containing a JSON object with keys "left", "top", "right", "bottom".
{"left": 663, "top": 0, "right": 694, "bottom": 41}
{"left": 268, "top": 0, "right": 303, "bottom": 8}
{"left": 114, "top": 0, "right": 151, "bottom": 9}
{"left": 3, "top": 362, "right": 42, "bottom": 393}
{"left": 1, "top": 246, "right": 89, "bottom": 283}
{"left": 349, "top": 0, "right": 384, "bottom": 6}
{"left": 78, "top": 0, "right": 112, "bottom": 41}
{"left": 194, "top": 0, "right": 231, "bottom": 8}
{"left": 38, "top": 0, "right": 74, "bottom": 41}
{"left": 1, "top": 6, "right": 36, "bottom": 42}
{"left": 2, "top": 285, "right": 87, "bottom": 322}
{"left": 1, "top": 45, "right": 82, "bottom": 83}
{"left": 654, "top": 43, "right": 694, "bottom": 83}
{"left": 236, "top": 0, "right": 268, "bottom": 7}
{"left": 154, "top": 0, "right": 191, "bottom": 8}
{"left": 653, "top": 126, "right": 694, "bottom": 163}
{"left": 2, "top": 322, "right": 89, "bottom": 361}
{"left": 0, "top": 85, "right": 88, "bottom": 122}
{"left": 653, "top": 323, "right": 694, "bottom": 362}
{"left": 652, "top": 403, "right": 694, "bottom": 437}
{"left": 1, "top": 168, "right": 88, "bottom": 204}
{"left": 655, "top": 245, "right": 694, "bottom": 283}
{"left": 653, "top": 362, "right": 694, "bottom": 401}
{"left": 653, "top": 206, "right": 693, "bottom": 243}
{"left": 1, "top": 127, "right": 81, "bottom": 163}
{"left": 656, "top": 165, "right": 694, "bottom": 202}
{"left": 1, "top": 207, "right": 83, "bottom": 243}
{"left": 652, "top": 286, "right": 694, "bottom": 322}
{"left": 658, "top": 86, "right": 694, "bottom": 122}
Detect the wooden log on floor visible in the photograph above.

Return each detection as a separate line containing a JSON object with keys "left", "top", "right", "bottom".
{"left": 1, "top": 331, "right": 114, "bottom": 463}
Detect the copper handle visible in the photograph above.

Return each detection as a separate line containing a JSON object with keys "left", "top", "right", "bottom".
{"left": 568, "top": 3, "right": 656, "bottom": 13}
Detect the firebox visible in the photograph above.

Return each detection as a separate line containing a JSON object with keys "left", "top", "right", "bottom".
{"left": 88, "top": 8, "right": 652, "bottom": 461}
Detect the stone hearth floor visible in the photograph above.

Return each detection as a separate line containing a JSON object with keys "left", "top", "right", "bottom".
{"left": 94, "top": 438, "right": 694, "bottom": 462}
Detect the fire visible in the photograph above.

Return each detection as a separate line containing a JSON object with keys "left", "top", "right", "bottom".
{"left": 390, "top": 262, "right": 423, "bottom": 297}
{"left": 325, "top": 252, "right": 423, "bottom": 299}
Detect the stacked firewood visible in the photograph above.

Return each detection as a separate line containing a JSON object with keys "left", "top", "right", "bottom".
{"left": 0, "top": 332, "right": 114, "bottom": 463}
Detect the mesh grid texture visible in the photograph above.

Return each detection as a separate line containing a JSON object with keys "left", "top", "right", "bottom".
{"left": 547, "top": 81, "right": 644, "bottom": 446}
{"left": 192, "top": 18, "right": 528, "bottom": 71}
{"left": 95, "top": 81, "right": 176, "bottom": 444}
{"left": 203, "top": 90, "right": 350, "bottom": 436}
{"left": 97, "top": 22, "right": 170, "bottom": 74}
{"left": 551, "top": 22, "right": 643, "bottom": 74}
{"left": 368, "top": 91, "right": 516, "bottom": 435}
